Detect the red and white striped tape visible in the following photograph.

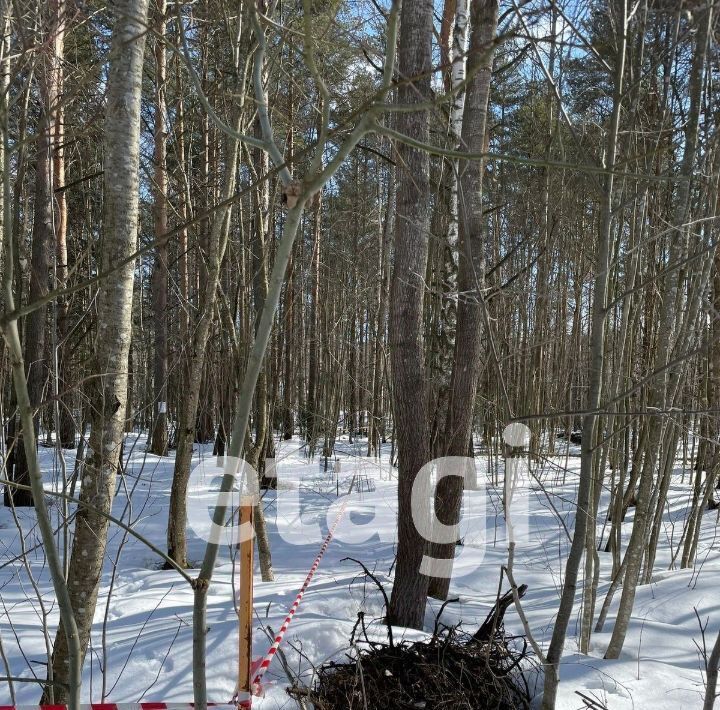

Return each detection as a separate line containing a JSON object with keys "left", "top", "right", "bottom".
{"left": 250, "top": 499, "right": 348, "bottom": 693}
{"left": 0, "top": 705, "right": 236, "bottom": 710}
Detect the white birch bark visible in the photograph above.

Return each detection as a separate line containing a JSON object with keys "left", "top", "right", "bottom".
{"left": 43, "top": 0, "right": 150, "bottom": 700}
{"left": 447, "top": 0, "right": 469, "bottom": 253}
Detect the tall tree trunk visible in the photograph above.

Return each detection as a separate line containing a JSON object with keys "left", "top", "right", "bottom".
{"left": 282, "top": 251, "right": 294, "bottom": 440}
{"left": 368, "top": 162, "right": 394, "bottom": 457}
{"left": 428, "top": 0, "right": 498, "bottom": 602}
{"left": 51, "top": 0, "right": 74, "bottom": 449}
{"left": 150, "top": 0, "right": 169, "bottom": 456}
{"left": 245, "top": 115, "right": 274, "bottom": 582}
{"left": 306, "top": 189, "right": 322, "bottom": 456}
{"left": 282, "top": 87, "right": 295, "bottom": 441}
{"left": 387, "top": 0, "right": 434, "bottom": 631}
{"left": 432, "top": 0, "right": 469, "bottom": 461}
{"left": 11, "top": 3, "right": 56, "bottom": 506}
{"left": 43, "top": 0, "right": 150, "bottom": 700}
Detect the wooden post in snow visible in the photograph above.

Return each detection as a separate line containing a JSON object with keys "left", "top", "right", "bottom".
{"left": 237, "top": 497, "right": 254, "bottom": 708}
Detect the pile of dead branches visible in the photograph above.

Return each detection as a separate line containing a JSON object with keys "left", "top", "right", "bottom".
{"left": 296, "top": 592, "right": 533, "bottom": 710}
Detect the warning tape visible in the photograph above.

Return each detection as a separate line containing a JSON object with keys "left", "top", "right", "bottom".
{"left": 250, "top": 499, "right": 348, "bottom": 694}
{"left": 0, "top": 705, "right": 235, "bottom": 710}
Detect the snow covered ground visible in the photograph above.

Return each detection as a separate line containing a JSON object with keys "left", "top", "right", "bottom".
{"left": 0, "top": 434, "right": 718, "bottom": 709}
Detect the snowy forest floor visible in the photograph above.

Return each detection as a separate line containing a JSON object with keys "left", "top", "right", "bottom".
{"left": 0, "top": 435, "right": 718, "bottom": 709}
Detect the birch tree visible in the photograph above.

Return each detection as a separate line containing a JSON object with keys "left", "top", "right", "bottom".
{"left": 428, "top": 0, "right": 499, "bottom": 602}
{"left": 43, "top": 0, "right": 150, "bottom": 699}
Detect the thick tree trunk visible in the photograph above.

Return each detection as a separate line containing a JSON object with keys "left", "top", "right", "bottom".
{"left": 387, "top": 0, "right": 434, "bottom": 631}
{"left": 428, "top": 0, "right": 498, "bottom": 601}
{"left": 43, "top": 0, "right": 150, "bottom": 700}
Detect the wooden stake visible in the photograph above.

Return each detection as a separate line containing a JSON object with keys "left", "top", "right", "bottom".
{"left": 237, "top": 497, "right": 254, "bottom": 708}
